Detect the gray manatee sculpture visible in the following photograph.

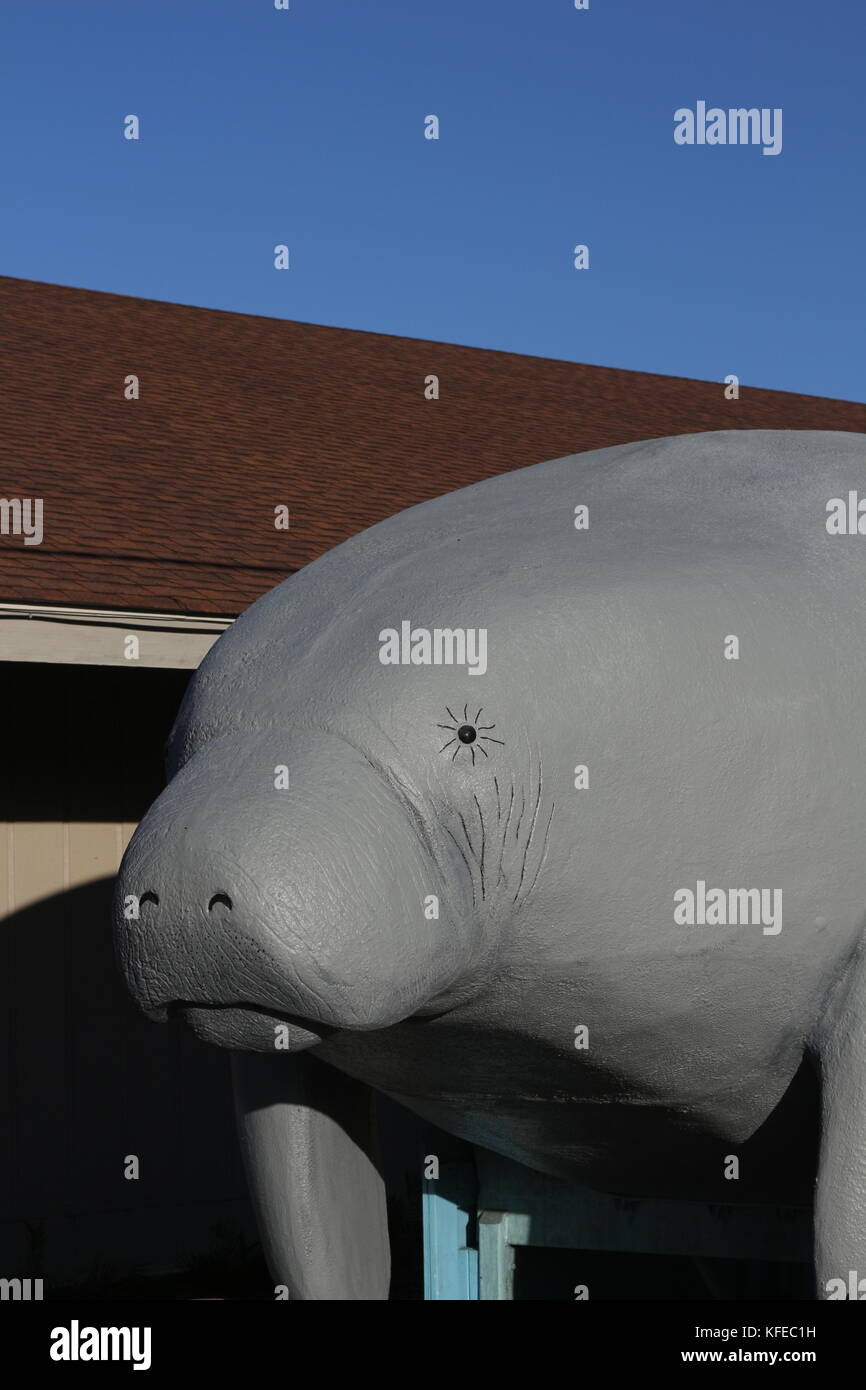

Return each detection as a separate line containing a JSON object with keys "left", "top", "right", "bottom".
{"left": 114, "top": 429, "right": 866, "bottom": 1300}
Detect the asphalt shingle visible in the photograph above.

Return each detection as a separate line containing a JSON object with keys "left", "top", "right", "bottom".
{"left": 2, "top": 276, "right": 863, "bottom": 616}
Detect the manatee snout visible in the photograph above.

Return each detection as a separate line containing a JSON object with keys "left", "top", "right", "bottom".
{"left": 113, "top": 729, "right": 460, "bottom": 1051}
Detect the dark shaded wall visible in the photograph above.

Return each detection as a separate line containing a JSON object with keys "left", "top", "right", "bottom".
{"left": 0, "top": 663, "right": 259, "bottom": 1289}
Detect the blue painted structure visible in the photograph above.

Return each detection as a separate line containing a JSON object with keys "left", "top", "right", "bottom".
{"left": 422, "top": 1155, "right": 479, "bottom": 1300}
{"left": 423, "top": 1147, "right": 812, "bottom": 1301}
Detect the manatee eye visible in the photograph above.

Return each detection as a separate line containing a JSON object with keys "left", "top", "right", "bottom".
{"left": 437, "top": 705, "right": 505, "bottom": 766}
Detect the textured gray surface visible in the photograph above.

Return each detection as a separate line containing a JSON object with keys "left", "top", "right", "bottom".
{"left": 115, "top": 430, "right": 866, "bottom": 1298}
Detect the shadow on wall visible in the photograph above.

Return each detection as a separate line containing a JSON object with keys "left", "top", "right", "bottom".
{"left": 0, "top": 876, "right": 259, "bottom": 1290}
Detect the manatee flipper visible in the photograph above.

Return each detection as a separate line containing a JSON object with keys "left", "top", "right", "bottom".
{"left": 814, "top": 944, "right": 866, "bottom": 1299}
{"left": 231, "top": 1051, "right": 391, "bottom": 1300}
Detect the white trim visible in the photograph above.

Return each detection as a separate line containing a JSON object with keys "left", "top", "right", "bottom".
{"left": 0, "top": 603, "right": 233, "bottom": 669}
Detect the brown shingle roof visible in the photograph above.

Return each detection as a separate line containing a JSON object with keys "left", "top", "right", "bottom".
{"left": 2, "top": 275, "right": 864, "bottom": 617}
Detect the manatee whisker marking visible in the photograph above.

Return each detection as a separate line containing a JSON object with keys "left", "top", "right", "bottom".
{"left": 503, "top": 781, "right": 515, "bottom": 833}
{"left": 457, "top": 809, "right": 479, "bottom": 867}
{"left": 522, "top": 802, "right": 556, "bottom": 904}
{"left": 513, "top": 763, "right": 544, "bottom": 902}
{"left": 528, "top": 758, "right": 543, "bottom": 843}
{"left": 514, "top": 788, "right": 526, "bottom": 840}
{"left": 473, "top": 793, "right": 487, "bottom": 898}
{"left": 512, "top": 843, "right": 531, "bottom": 903}
{"left": 442, "top": 822, "right": 478, "bottom": 909}
{"left": 493, "top": 775, "right": 501, "bottom": 822}
{"left": 499, "top": 783, "right": 515, "bottom": 883}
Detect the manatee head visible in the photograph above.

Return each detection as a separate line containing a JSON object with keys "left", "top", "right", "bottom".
{"left": 113, "top": 714, "right": 493, "bottom": 1050}
{"left": 109, "top": 605, "right": 541, "bottom": 1051}
{"left": 114, "top": 478, "right": 563, "bottom": 1056}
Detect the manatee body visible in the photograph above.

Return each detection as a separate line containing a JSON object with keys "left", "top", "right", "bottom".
{"left": 115, "top": 430, "right": 866, "bottom": 1299}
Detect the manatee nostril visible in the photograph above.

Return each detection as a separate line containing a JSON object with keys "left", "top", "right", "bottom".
{"left": 208, "top": 892, "right": 233, "bottom": 912}
{"left": 139, "top": 891, "right": 160, "bottom": 907}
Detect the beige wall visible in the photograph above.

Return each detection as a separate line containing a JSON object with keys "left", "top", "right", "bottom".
{"left": 0, "top": 821, "right": 135, "bottom": 918}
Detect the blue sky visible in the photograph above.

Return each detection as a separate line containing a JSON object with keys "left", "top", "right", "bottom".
{"left": 1, "top": 0, "right": 863, "bottom": 400}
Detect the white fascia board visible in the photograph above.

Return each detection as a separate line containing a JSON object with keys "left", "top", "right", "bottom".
{"left": 0, "top": 603, "right": 234, "bottom": 669}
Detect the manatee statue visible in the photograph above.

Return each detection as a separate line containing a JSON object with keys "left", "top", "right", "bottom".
{"left": 114, "top": 429, "right": 866, "bottom": 1300}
